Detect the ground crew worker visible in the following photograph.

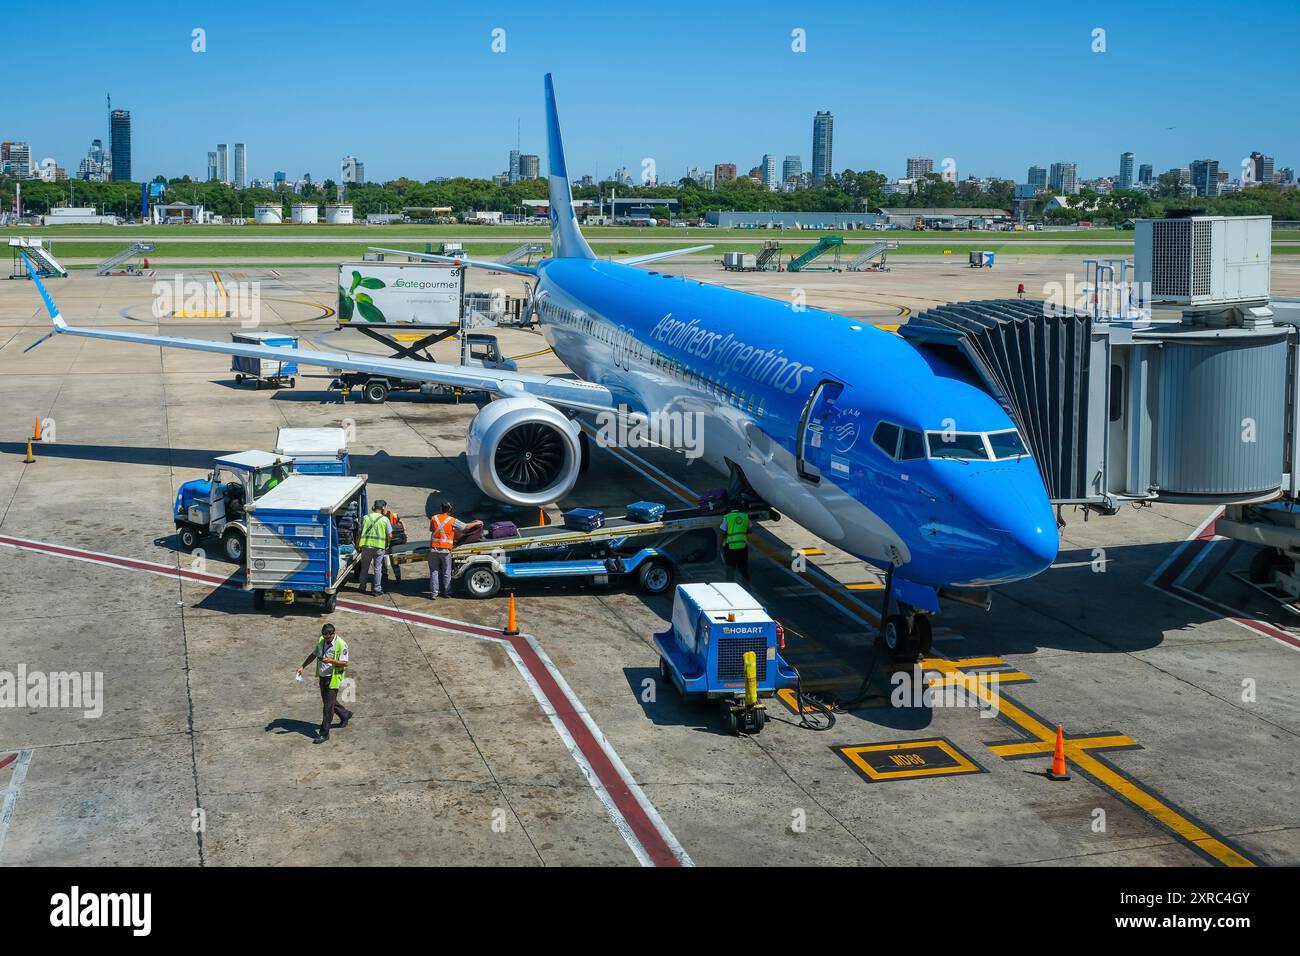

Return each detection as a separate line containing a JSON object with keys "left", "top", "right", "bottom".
{"left": 356, "top": 501, "right": 392, "bottom": 596}
{"left": 296, "top": 623, "right": 352, "bottom": 744}
{"left": 720, "top": 506, "right": 751, "bottom": 582}
{"left": 426, "top": 501, "right": 482, "bottom": 599}
{"left": 377, "top": 499, "right": 403, "bottom": 582}
{"left": 1017, "top": 282, "right": 1026, "bottom": 300}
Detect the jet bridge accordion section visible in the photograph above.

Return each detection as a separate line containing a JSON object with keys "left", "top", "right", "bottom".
{"left": 898, "top": 299, "right": 1096, "bottom": 503}
{"left": 898, "top": 298, "right": 1293, "bottom": 509}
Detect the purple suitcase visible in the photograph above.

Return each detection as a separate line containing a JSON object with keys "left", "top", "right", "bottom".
{"left": 697, "top": 488, "right": 729, "bottom": 513}
{"left": 488, "top": 521, "right": 519, "bottom": 539}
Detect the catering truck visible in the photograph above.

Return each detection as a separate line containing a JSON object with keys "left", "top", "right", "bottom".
{"left": 243, "top": 473, "right": 368, "bottom": 613}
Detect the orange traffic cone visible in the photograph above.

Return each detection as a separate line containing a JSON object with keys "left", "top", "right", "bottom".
{"left": 32, "top": 417, "right": 42, "bottom": 442}
{"left": 1047, "top": 724, "right": 1071, "bottom": 780}
{"left": 503, "top": 592, "right": 520, "bottom": 636}
{"left": 24, "top": 440, "right": 35, "bottom": 464}
{"left": 537, "top": 507, "right": 546, "bottom": 526}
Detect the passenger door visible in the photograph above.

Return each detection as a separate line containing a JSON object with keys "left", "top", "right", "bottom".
{"left": 796, "top": 379, "right": 845, "bottom": 483}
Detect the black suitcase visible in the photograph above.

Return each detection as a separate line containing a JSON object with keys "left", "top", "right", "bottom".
{"left": 564, "top": 508, "right": 605, "bottom": 531}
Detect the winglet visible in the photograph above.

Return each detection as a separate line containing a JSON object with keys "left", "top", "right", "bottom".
{"left": 544, "top": 74, "right": 595, "bottom": 260}
{"left": 21, "top": 252, "right": 68, "bottom": 331}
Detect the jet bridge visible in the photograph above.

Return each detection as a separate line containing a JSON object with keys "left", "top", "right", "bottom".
{"left": 898, "top": 215, "right": 1290, "bottom": 514}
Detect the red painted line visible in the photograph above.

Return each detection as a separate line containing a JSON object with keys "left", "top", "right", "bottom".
{"left": 0, "top": 532, "right": 687, "bottom": 866}
{"left": 0, "top": 753, "right": 15, "bottom": 772}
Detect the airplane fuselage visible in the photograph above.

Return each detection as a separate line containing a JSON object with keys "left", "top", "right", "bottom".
{"left": 534, "top": 257, "right": 1058, "bottom": 593}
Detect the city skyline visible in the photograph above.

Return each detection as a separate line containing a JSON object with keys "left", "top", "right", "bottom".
{"left": 4, "top": 1, "right": 1298, "bottom": 186}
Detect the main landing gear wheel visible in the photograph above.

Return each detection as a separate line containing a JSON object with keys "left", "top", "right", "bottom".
{"left": 913, "top": 615, "right": 934, "bottom": 657}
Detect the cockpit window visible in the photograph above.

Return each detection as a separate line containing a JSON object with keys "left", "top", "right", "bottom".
{"left": 899, "top": 429, "right": 926, "bottom": 461}
{"left": 926, "top": 432, "right": 991, "bottom": 461}
{"left": 987, "top": 429, "right": 1028, "bottom": 460}
{"left": 872, "top": 422, "right": 900, "bottom": 458}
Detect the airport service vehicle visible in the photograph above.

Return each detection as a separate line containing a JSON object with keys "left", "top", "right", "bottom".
{"left": 231, "top": 331, "right": 298, "bottom": 388}
{"left": 243, "top": 474, "right": 368, "bottom": 613}
{"left": 389, "top": 501, "right": 772, "bottom": 598}
{"left": 274, "top": 427, "right": 350, "bottom": 476}
{"left": 969, "top": 251, "right": 995, "bottom": 269}
{"left": 22, "top": 74, "right": 1057, "bottom": 654}
{"left": 654, "top": 583, "right": 798, "bottom": 734}
{"left": 173, "top": 451, "right": 294, "bottom": 560}
{"left": 331, "top": 332, "right": 516, "bottom": 404}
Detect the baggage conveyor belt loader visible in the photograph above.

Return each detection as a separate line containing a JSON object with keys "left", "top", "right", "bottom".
{"left": 387, "top": 501, "right": 776, "bottom": 599}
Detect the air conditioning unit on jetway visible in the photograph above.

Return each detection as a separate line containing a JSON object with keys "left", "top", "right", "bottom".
{"left": 898, "top": 215, "right": 1295, "bottom": 512}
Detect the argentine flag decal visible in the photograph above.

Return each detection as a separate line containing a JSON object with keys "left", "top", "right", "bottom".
{"left": 831, "top": 455, "right": 851, "bottom": 476}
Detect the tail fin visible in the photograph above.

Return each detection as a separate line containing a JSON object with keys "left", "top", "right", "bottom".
{"left": 544, "top": 74, "right": 595, "bottom": 260}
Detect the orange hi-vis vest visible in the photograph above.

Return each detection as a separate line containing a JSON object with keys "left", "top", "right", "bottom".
{"left": 430, "top": 514, "right": 456, "bottom": 550}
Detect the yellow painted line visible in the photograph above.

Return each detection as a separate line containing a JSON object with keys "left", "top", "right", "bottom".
{"left": 876, "top": 323, "right": 900, "bottom": 334}
{"left": 172, "top": 311, "right": 229, "bottom": 318}
{"left": 210, "top": 270, "right": 226, "bottom": 297}
{"left": 845, "top": 582, "right": 883, "bottom": 591}
{"left": 509, "top": 346, "right": 554, "bottom": 361}
{"left": 798, "top": 547, "right": 824, "bottom": 556}
{"left": 987, "top": 734, "right": 1136, "bottom": 758}
{"left": 839, "top": 739, "right": 981, "bottom": 781}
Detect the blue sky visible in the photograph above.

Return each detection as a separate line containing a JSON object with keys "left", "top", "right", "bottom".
{"left": 9, "top": 0, "right": 1297, "bottom": 185}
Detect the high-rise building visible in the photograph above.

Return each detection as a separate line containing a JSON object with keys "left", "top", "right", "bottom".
{"left": 508, "top": 148, "right": 521, "bottom": 184}
{"left": 78, "top": 139, "right": 109, "bottom": 181}
{"left": 3, "top": 141, "right": 33, "bottom": 178}
{"left": 812, "top": 111, "right": 833, "bottom": 185}
{"left": 714, "top": 163, "right": 737, "bottom": 184}
{"left": 1049, "top": 161, "right": 1078, "bottom": 195}
{"left": 273, "top": 170, "right": 286, "bottom": 190}
{"left": 232, "top": 143, "right": 247, "bottom": 188}
{"left": 520, "top": 154, "right": 539, "bottom": 180}
{"left": 761, "top": 154, "right": 778, "bottom": 190}
{"left": 1190, "top": 159, "right": 1220, "bottom": 197}
{"left": 1027, "top": 165, "right": 1047, "bottom": 193}
{"left": 1118, "top": 152, "right": 1135, "bottom": 189}
{"left": 906, "top": 157, "right": 933, "bottom": 180}
{"left": 1138, "top": 163, "right": 1153, "bottom": 185}
{"left": 341, "top": 155, "right": 364, "bottom": 184}
{"left": 110, "top": 109, "right": 131, "bottom": 181}
{"left": 206, "top": 151, "right": 218, "bottom": 182}
{"left": 782, "top": 155, "right": 802, "bottom": 185}
{"left": 216, "top": 144, "right": 229, "bottom": 183}
{"left": 1249, "top": 151, "right": 1275, "bottom": 185}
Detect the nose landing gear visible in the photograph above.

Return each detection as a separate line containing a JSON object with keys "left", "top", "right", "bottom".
{"left": 878, "top": 568, "right": 935, "bottom": 662}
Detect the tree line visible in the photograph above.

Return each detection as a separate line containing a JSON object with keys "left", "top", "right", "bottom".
{"left": 4, "top": 171, "right": 1298, "bottom": 225}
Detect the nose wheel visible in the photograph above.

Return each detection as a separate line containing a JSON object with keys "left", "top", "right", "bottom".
{"left": 881, "top": 605, "right": 933, "bottom": 662}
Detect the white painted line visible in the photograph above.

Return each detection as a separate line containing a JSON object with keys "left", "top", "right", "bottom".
{"left": 0, "top": 750, "right": 34, "bottom": 860}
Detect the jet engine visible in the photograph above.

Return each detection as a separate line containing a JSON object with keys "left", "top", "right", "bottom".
{"left": 465, "top": 397, "right": 584, "bottom": 506}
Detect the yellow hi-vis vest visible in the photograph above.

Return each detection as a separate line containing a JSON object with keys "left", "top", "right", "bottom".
{"left": 723, "top": 511, "right": 750, "bottom": 549}
{"left": 359, "top": 512, "right": 387, "bottom": 550}
{"left": 316, "top": 635, "right": 349, "bottom": 689}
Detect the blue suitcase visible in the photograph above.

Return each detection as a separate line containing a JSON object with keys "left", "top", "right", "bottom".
{"left": 564, "top": 508, "right": 605, "bottom": 531}
{"left": 626, "top": 500, "right": 666, "bottom": 523}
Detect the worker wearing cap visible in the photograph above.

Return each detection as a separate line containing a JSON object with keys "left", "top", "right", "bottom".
{"left": 427, "top": 501, "right": 481, "bottom": 599}
{"left": 296, "top": 623, "right": 352, "bottom": 744}
{"left": 720, "top": 507, "right": 751, "bottom": 582}
{"left": 356, "top": 501, "right": 392, "bottom": 596}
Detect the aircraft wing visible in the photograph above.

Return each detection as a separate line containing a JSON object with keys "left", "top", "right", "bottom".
{"left": 21, "top": 253, "right": 616, "bottom": 415}
{"left": 616, "top": 245, "right": 713, "bottom": 266}
{"left": 366, "top": 247, "right": 537, "bottom": 277}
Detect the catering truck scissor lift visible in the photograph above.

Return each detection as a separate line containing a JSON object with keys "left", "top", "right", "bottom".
{"left": 388, "top": 501, "right": 775, "bottom": 598}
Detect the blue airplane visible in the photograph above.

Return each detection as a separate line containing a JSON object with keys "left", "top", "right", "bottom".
{"left": 23, "top": 74, "right": 1056, "bottom": 654}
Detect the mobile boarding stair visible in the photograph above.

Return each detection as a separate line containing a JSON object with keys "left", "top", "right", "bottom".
{"left": 388, "top": 501, "right": 774, "bottom": 598}
{"left": 8, "top": 238, "right": 67, "bottom": 279}
{"left": 846, "top": 240, "right": 899, "bottom": 272}
{"left": 755, "top": 240, "right": 783, "bottom": 271}
{"left": 498, "top": 242, "right": 545, "bottom": 267}
{"left": 785, "top": 235, "right": 844, "bottom": 272}
{"left": 96, "top": 242, "right": 155, "bottom": 276}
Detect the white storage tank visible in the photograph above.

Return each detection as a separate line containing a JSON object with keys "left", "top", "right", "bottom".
{"left": 291, "top": 204, "right": 320, "bottom": 224}
{"left": 324, "top": 204, "right": 354, "bottom": 224}
{"left": 254, "top": 204, "right": 283, "bottom": 224}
